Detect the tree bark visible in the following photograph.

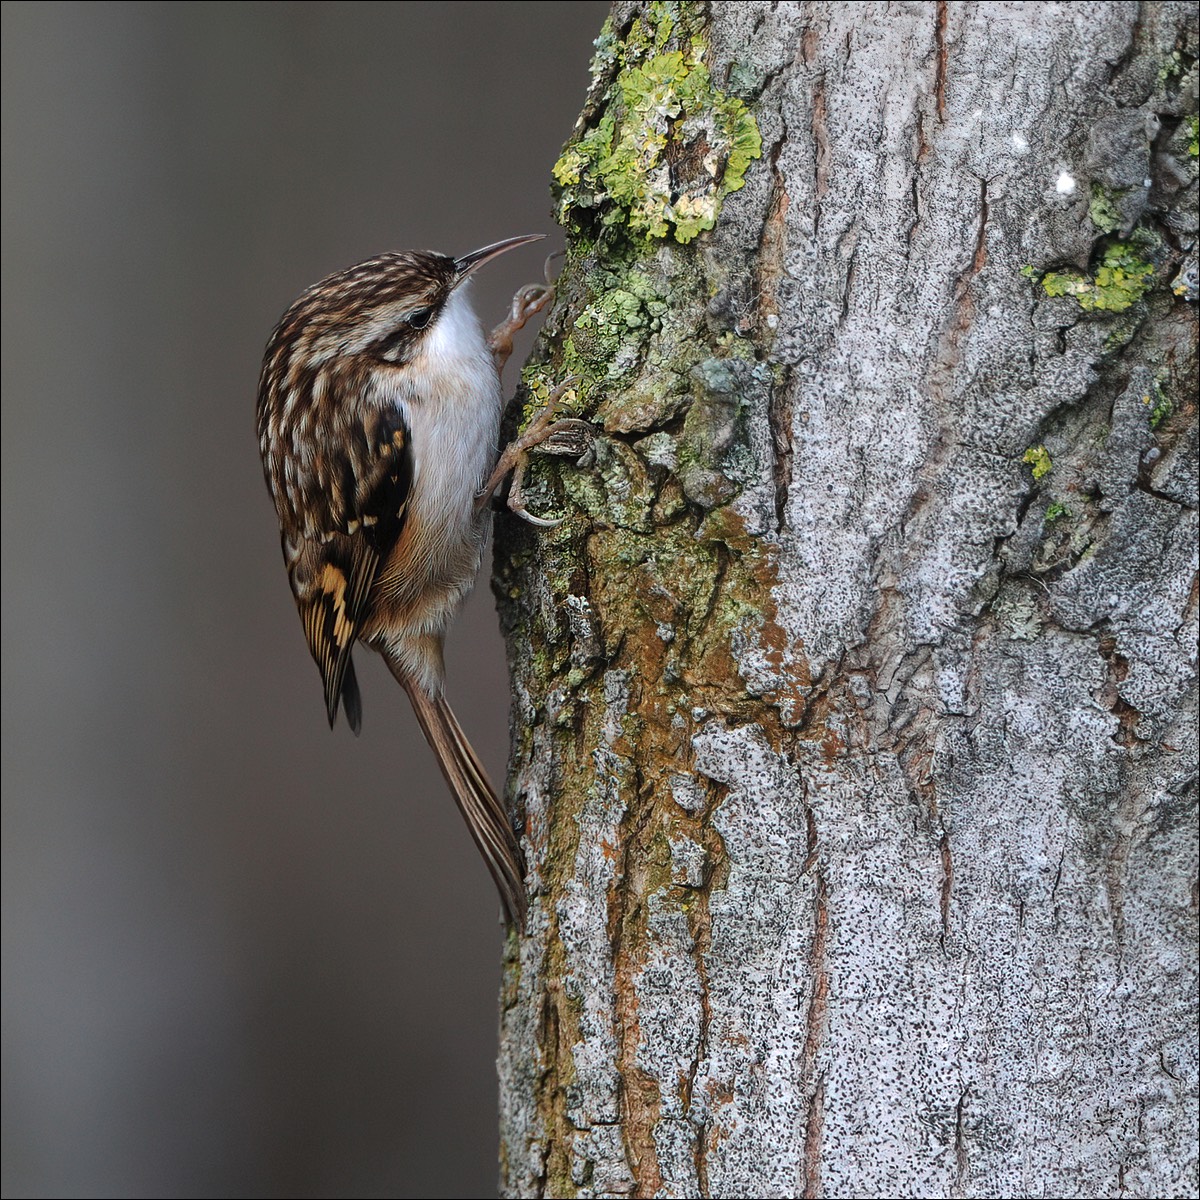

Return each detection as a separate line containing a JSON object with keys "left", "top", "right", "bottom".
{"left": 495, "top": 3, "right": 1199, "bottom": 1197}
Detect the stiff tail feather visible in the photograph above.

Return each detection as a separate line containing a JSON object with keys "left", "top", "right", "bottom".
{"left": 339, "top": 657, "right": 363, "bottom": 735}
{"left": 403, "top": 684, "right": 527, "bottom": 928}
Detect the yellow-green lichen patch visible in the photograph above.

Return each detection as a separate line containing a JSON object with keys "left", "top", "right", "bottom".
{"left": 519, "top": 250, "right": 676, "bottom": 413}
{"left": 1045, "top": 500, "right": 1071, "bottom": 523}
{"left": 572, "top": 269, "right": 669, "bottom": 381}
{"left": 1023, "top": 445, "right": 1053, "bottom": 480}
{"left": 1188, "top": 115, "right": 1199, "bottom": 159}
{"left": 552, "top": 2, "right": 762, "bottom": 244}
{"left": 1145, "top": 379, "right": 1172, "bottom": 429}
{"left": 1040, "top": 241, "right": 1155, "bottom": 312}
{"left": 1088, "top": 184, "right": 1123, "bottom": 234}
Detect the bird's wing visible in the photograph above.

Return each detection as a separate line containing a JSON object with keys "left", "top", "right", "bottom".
{"left": 280, "top": 404, "right": 413, "bottom": 732}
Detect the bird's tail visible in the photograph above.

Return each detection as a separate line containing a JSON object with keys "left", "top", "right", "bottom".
{"left": 403, "top": 682, "right": 527, "bottom": 929}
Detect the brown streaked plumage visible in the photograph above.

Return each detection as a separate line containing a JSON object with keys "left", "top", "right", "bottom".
{"left": 256, "top": 236, "right": 554, "bottom": 928}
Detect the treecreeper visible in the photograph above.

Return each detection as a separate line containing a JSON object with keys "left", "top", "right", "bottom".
{"left": 256, "top": 235, "right": 592, "bottom": 928}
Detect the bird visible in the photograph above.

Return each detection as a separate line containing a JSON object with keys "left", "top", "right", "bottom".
{"left": 256, "top": 235, "right": 588, "bottom": 929}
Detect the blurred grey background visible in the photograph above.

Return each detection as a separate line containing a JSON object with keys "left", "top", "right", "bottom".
{"left": 1, "top": 3, "right": 605, "bottom": 1196}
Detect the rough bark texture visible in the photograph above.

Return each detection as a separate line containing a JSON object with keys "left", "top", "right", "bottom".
{"left": 494, "top": 3, "right": 1199, "bottom": 1197}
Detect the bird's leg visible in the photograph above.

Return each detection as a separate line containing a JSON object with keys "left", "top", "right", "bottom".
{"left": 484, "top": 257, "right": 592, "bottom": 525}
{"left": 488, "top": 252, "right": 564, "bottom": 370}
{"left": 489, "top": 283, "right": 552, "bottom": 370}
{"left": 477, "top": 375, "right": 594, "bottom": 527}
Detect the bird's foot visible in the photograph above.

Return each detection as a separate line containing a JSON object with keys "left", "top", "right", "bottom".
{"left": 489, "top": 253, "right": 562, "bottom": 370}
{"left": 476, "top": 375, "right": 594, "bottom": 526}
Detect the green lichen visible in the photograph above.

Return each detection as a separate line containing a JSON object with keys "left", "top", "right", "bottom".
{"left": 520, "top": 365, "right": 583, "bottom": 417}
{"left": 1045, "top": 500, "right": 1071, "bottom": 522}
{"left": 994, "top": 583, "right": 1045, "bottom": 637}
{"left": 726, "top": 59, "right": 767, "bottom": 99}
{"left": 572, "top": 268, "right": 668, "bottom": 372}
{"left": 1187, "top": 115, "right": 1199, "bottom": 160}
{"left": 1157, "top": 49, "right": 1185, "bottom": 87}
{"left": 552, "top": 2, "right": 762, "bottom": 244}
{"left": 588, "top": 15, "right": 620, "bottom": 76}
{"left": 1145, "top": 380, "right": 1172, "bottom": 428}
{"left": 1088, "top": 184, "right": 1123, "bottom": 234}
{"left": 1023, "top": 445, "right": 1053, "bottom": 480}
{"left": 519, "top": 264, "right": 671, "bottom": 420}
{"left": 1041, "top": 241, "right": 1155, "bottom": 312}
{"left": 1101, "top": 311, "right": 1142, "bottom": 353}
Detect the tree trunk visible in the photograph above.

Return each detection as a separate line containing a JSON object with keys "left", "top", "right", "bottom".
{"left": 494, "top": 3, "right": 1199, "bottom": 1197}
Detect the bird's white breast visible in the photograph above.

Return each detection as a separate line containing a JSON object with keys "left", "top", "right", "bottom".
{"left": 406, "top": 283, "right": 500, "bottom": 542}
{"left": 365, "top": 282, "right": 500, "bottom": 648}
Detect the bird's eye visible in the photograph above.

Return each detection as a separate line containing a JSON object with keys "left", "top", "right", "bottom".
{"left": 406, "top": 306, "right": 434, "bottom": 329}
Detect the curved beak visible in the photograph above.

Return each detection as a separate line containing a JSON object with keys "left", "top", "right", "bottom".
{"left": 453, "top": 234, "right": 545, "bottom": 284}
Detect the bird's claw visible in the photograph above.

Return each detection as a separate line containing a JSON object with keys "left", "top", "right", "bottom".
{"left": 488, "top": 254, "right": 564, "bottom": 368}
{"left": 490, "top": 281, "right": 555, "bottom": 369}
{"left": 476, "top": 376, "right": 594, "bottom": 526}
{"left": 506, "top": 415, "right": 595, "bottom": 527}
{"left": 507, "top": 476, "right": 565, "bottom": 527}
